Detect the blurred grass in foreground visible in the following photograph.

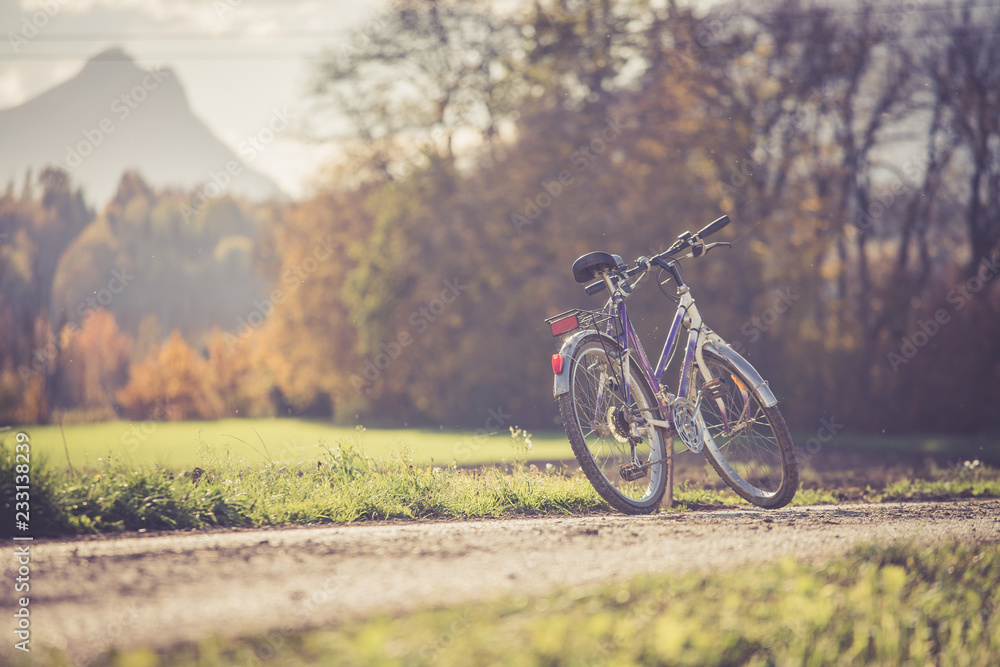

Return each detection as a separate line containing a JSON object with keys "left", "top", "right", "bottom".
{"left": 25, "top": 539, "right": 1000, "bottom": 666}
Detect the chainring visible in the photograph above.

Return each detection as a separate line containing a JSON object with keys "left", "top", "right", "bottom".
{"left": 607, "top": 405, "right": 646, "bottom": 446}
{"left": 607, "top": 406, "right": 632, "bottom": 443}
{"left": 671, "top": 396, "right": 704, "bottom": 453}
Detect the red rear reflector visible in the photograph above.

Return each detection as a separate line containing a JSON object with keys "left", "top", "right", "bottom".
{"left": 550, "top": 315, "right": 579, "bottom": 336}
{"left": 552, "top": 354, "right": 565, "bottom": 374}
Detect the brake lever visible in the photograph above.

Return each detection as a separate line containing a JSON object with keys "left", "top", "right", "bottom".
{"left": 703, "top": 241, "right": 733, "bottom": 256}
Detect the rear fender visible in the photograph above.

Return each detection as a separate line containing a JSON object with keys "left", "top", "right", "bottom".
{"left": 553, "top": 330, "right": 620, "bottom": 397}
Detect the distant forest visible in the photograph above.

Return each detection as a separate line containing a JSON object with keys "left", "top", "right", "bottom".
{"left": 2, "top": 0, "right": 998, "bottom": 435}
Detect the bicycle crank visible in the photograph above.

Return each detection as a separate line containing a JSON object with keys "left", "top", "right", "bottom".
{"left": 671, "top": 396, "right": 704, "bottom": 453}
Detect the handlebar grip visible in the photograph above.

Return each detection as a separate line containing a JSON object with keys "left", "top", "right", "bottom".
{"left": 697, "top": 215, "right": 730, "bottom": 239}
{"left": 584, "top": 280, "right": 606, "bottom": 296}
{"left": 625, "top": 262, "right": 647, "bottom": 278}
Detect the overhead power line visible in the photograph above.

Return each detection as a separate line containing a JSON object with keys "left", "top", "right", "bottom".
{"left": 0, "top": 52, "right": 338, "bottom": 62}
{"left": 1, "top": 24, "right": 994, "bottom": 62}
{"left": 5, "top": 30, "right": 353, "bottom": 42}
{"left": 1, "top": 1, "right": 997, "bottom": 62}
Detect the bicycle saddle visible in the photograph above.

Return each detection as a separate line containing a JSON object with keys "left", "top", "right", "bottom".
{"left": 572, "top": 251, "right": 624, "bottom": 283}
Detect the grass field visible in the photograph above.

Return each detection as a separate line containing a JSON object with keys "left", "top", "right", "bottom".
{"left": 6, "top": 424, "right": 1000, "bottom": 537}
{"left": 10, "top": 418, "right": 997, "bottom": 474}
{"left": 7, "top": 419, "right": 576, "bottom": 471}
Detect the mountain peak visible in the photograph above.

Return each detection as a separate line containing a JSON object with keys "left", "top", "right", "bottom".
{"left": 78, "top": 46, "right": 148, "bottom": 81}
{"left": 0, "top": 47, "right": 283, "bottom": 206}
{"left": 88, "top": 47, "right": 134, "bottom": 63}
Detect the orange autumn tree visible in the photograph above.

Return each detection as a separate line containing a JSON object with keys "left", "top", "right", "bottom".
{"left": 57, "top": 309, "right": 132, "bottom": 416}
{"left": 206, "top": 327, "right": 273, "bottom": 418}
{"left": 117, "top": 330, "right": 223, "bottom": 420}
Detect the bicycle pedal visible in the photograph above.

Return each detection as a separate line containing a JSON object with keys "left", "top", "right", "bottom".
{"left": 703, "top": 378, "right": 728, "bottom": 400}
{"left": 618, "top": 463, "right": 647, "bottom": 482}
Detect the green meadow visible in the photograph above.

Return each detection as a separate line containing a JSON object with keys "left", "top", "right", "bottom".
{"left": 10, "top": 418, "right": 575, "bottom": 471}
{"left": 3, "top": 420, "right": 998, "bottom": 536}
{"left": 10, "top": 419, "right": 996, "bottom": 475}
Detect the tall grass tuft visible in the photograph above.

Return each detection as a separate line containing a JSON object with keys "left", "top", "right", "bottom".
{"left": 1, "top": 436, "right": 75, "bottom": 537}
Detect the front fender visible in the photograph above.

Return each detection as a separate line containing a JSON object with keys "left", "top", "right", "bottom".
{"left": 702, "top": 340, "right": 778, "bottom": 408}
{"left": 553, "top": 330, "right": 620, "bottom": 397}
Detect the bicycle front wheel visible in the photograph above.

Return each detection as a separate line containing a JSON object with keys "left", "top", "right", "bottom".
{"left": 695, "top": 350, "right": 798, "bottom": 508}
{"left": 557, "top": 334, "right": 669, "bottom": 514}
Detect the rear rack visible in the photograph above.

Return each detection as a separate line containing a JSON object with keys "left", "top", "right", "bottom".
{"left": 545, "top": 308, "right": 622, "bottom": 338}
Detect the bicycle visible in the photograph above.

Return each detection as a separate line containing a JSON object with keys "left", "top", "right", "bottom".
{"left": 545, "top": 215, "right": 798, "bottom": 514}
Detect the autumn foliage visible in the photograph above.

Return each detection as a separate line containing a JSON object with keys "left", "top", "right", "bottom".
{"left": 117, "top": 331, "right": 223, "bottom": 420}
{"left": 2, "top": 0, "right": 999, "bottom": 434}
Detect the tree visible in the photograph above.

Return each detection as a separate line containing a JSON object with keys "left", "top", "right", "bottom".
{"left": 206, "top": 327, "right": 273, "bottom": 418}
{"left": 276, "top": 0, "right": 1000, "bottom": 434}
{"left": 310, "top": 0, "right": 523, "bottom": 183}
{"left": 922, "top": 1, "right": 1000, "bottom": 275}
{"left": 0, "top": 168, "right": 92, "bottom": 423}
{"left": 117, "top": 331, "right": 223, "bottom": 420}
{"left": 55, "top": 309, "right": 132, "bottom": 415}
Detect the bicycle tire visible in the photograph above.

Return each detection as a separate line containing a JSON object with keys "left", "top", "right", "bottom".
{"left": 557, "top": 334, "right": 669, "bottom": 514}
{"left": 695, "top": 350, "right": 798, "bottom": 508}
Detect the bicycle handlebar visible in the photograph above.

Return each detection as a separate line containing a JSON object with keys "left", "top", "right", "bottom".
{"left": 582, "top": 215, "right": 732, "bottom": 296}
{"left": 655, "top": 215, "right": 730, "bottom": 260}
{"left": 697, "top": 214, "right": 730, "bottom": 239}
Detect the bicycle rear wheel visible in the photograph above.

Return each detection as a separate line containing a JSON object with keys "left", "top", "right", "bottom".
{"left": 695, "top": 350, "right": 798, "bottom": 508}
{"left": 557, "top": 334, "right": 669, "bottom": 514}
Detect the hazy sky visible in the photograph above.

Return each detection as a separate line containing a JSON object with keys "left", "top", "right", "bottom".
{"left": 0, "top": 0, "right": 389, "bottom": 197}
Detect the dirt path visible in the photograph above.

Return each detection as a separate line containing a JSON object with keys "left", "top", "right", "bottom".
{"left": 7, "top": 499, "right": 999, "bottom": 662}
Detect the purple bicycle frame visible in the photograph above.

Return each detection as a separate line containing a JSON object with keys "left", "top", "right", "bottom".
{"left": 613, "top": 298, "right": 695, "bottom": 409}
